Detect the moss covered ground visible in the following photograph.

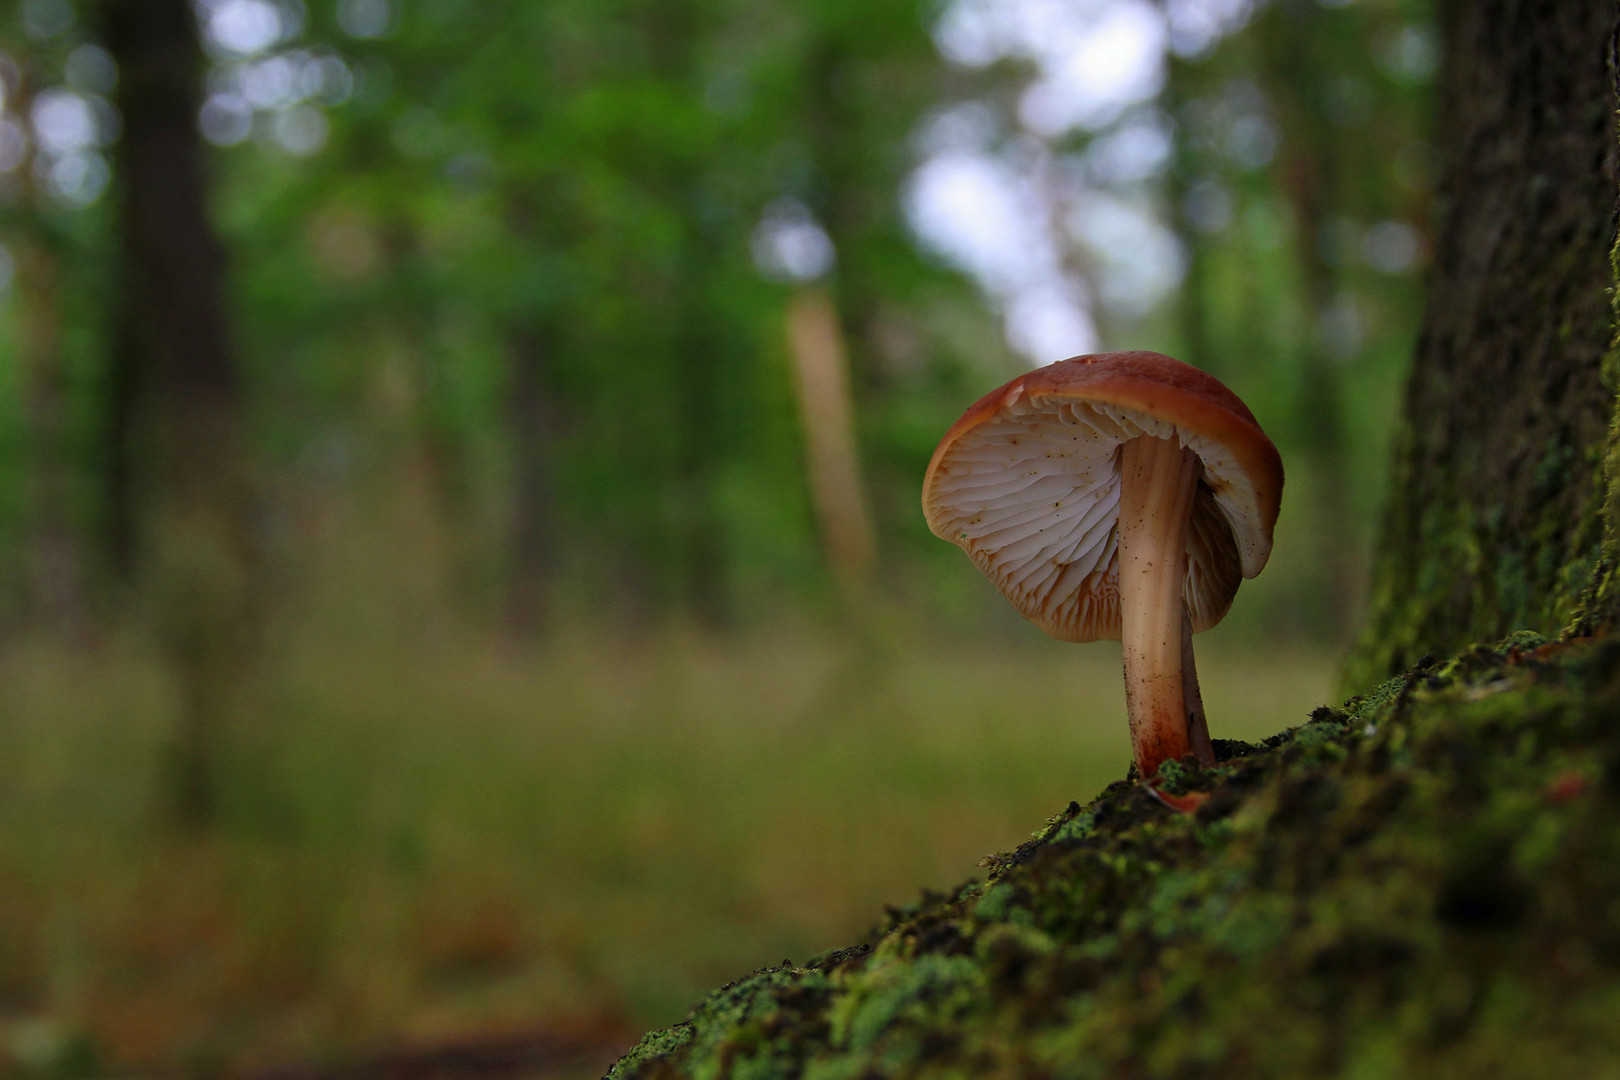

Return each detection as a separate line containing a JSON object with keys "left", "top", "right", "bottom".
{"left": 609, "top": 629, "right": 1620, "bottom": 1078}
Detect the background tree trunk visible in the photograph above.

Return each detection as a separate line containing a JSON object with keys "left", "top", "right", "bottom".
{"left": 1346, "top": 0, "right": 1620, "bottom": 686}
{"left": 103, "top": 0, "right": 259, "bottom": 827}
{"left": 1256, "top": 0, "right": 1357, "bottom": 643}
{"left": 503, "top": 320, "right": 558, "bottom": 640}
{"left": 785, "top": 288, "right": 876, "bottom": 601}
{"left": 15, "top": 203, "right": 83, "bottom": 634}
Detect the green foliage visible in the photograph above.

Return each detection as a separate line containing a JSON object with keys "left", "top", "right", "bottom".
{"left": 611, "top": 631, "right": 1620, "bottom": 1077}
{"left": 205, "top": 0, "right": 993, "bottom": 623}
{"left": 0, "top": 0, "right": 1439, "bottom": 640}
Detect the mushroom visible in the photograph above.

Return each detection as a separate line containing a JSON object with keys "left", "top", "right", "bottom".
{"left": 922, "top": 351, "right": 1283, "bottom": 781}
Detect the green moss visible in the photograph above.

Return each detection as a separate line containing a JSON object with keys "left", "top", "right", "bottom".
{"left": 1565, "top": 230, "right": 1620, "bottom": 638}
{"left": 831, "top": 954, "right": 982, "bottom": 1051}
{"left": 609, "top": 633, "right": 1620, "bottom": 1078}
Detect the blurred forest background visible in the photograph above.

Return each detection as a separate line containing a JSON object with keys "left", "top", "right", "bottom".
{"left": 0, "top": 0, "right": 1432, "bottom": 1073}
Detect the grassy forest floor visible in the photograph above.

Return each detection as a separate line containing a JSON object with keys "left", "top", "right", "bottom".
{"left": 0, "top": 600, "right": 1333, "bottom": 1076}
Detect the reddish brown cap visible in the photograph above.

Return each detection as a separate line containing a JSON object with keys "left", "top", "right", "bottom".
{"left": 922, "top": 351, "right": 1283, "bottom": 642}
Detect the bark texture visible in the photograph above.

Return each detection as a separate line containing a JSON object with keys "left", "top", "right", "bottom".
{"left": 1347, "top": 0, "right": 1620, "bottom": 685}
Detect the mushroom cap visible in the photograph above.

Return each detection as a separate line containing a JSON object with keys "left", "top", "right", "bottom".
{"left": 922, "top": 350, "right": 1283, "bottom": 643}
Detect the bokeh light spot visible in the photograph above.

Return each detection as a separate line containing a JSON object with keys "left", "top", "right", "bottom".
{"left": 31, "top": 89, "right": 99, "bottom": 155}
{"left": 207, "top": 0, "right": 285, "bottom": 58}
{"left": 270, "top": 105, "right": 328, "bottom": 157}
{"left": 337, "top": 0, "right": 393, "bottom": 40}
{"left": 199, "top": 93, "right": 253, "bottom": 146}
{"left": 64, "top": 45, "right": 118, "bottom": 95}
{"left": 751, "top": 199, "right": 836, "bottom": 283}
{"left": 22, "top": 0, "right": 74, "bottom": 43}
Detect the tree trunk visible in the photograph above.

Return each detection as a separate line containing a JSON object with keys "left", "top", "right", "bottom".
{"left": 4, "top": 61, "right": 88, "bottom": 634}
{"left": 503, "top": 320, "right": 558, "bottom": 640}
{"left": 670, "top": 301, "right": 732, "bottom": 631}
{"left": 103, "top": 0, "right": 259, "bottom": 828}
{"left": 1346, "top": 0, "right": 1620, "bottom": 686}
{"left": 1256, "top": 0, "right": 1358, "bottom": 643}
{"left": 785, "top": 288, "right": 877, "bottom": 601}
{"left": 16, "top": 232, "right": 84, "bottom": 635}
{"left": 1163, "top": 53, "right": 1218, "bottom": 383}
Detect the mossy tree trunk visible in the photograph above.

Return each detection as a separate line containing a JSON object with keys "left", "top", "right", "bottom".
{"left": 1347, "top": 0, "right": 1620, "bottom": 686}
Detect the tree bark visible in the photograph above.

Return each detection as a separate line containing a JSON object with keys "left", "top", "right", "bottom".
{"left": 103, "top": 0, "right": 259, "bottom": 827}
{"left": 1347, "top": 0, "right": 1620, "bottom": 685}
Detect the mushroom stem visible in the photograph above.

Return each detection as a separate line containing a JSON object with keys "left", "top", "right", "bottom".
{"left": 1117, "top": 434, "right": 1215, "bottom": 778}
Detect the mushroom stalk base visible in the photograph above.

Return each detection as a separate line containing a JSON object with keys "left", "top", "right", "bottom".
{"left": 1118, "top": 435, "right": 1214, "bottom": 779}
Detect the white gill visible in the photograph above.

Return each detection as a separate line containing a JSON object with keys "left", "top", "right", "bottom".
{"left": 927, "top": 395, "right": 1262, "bottom": 642}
